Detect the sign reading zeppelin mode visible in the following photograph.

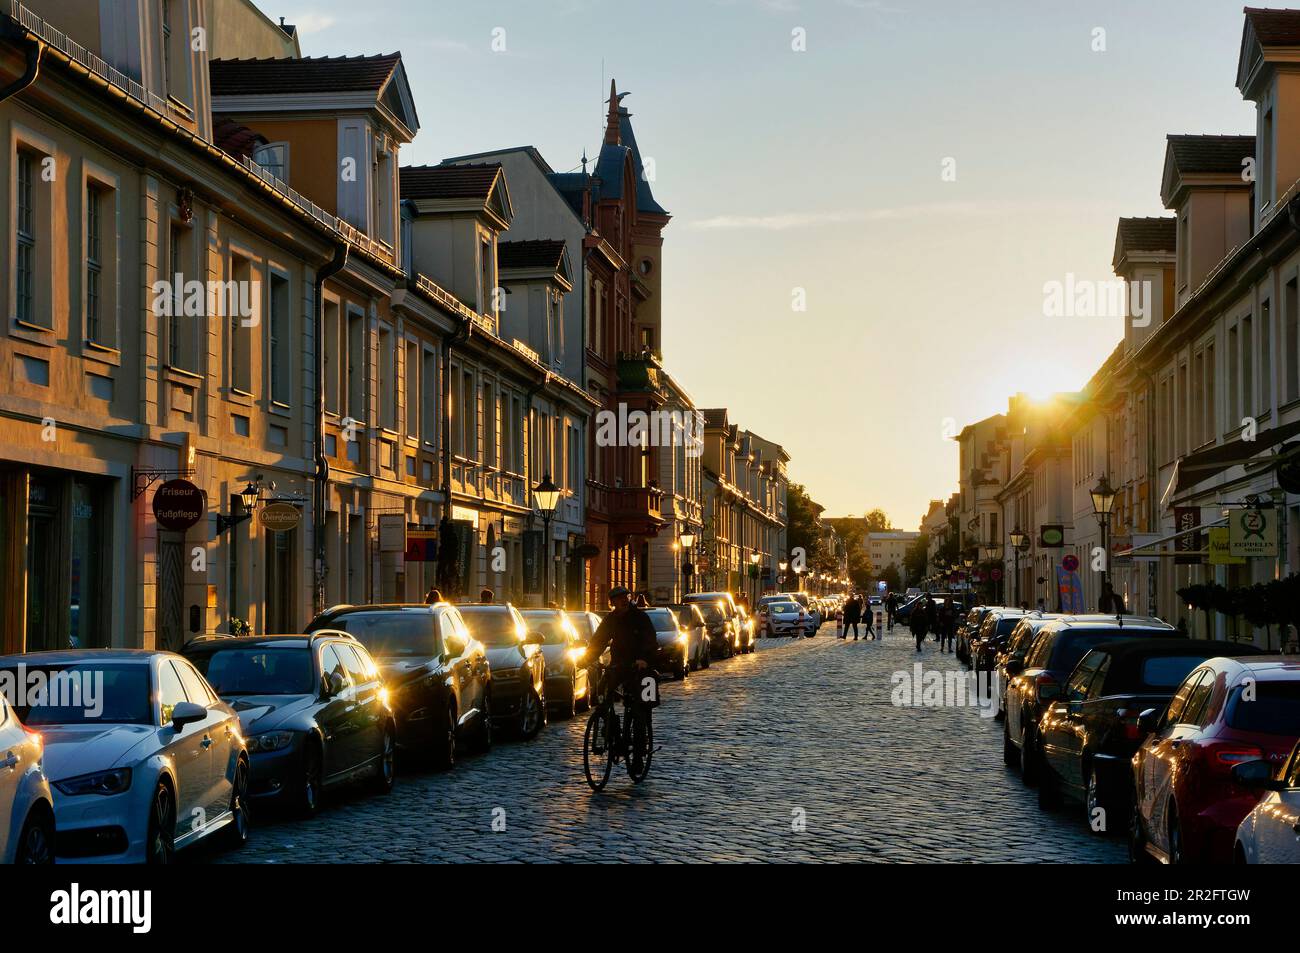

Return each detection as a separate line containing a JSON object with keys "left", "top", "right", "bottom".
{"left": 152, "top": 479, "right": 204, "bottom": 531}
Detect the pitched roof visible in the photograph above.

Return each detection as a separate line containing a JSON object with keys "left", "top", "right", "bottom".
{"left": 701, "top": 408, "right": 728, "bottom": 429}
{"left": 1165, "top": 134, "right": 1256, "bottom": 175}
{"left": 498, "top": 239, "right": 566, "bottom": 271}
{"left": 400, "top": 163, "right": 501, "bottom": 201}
{"left": 210, "top": 54, "right": 402, "bottom": 96}
{"left": 1116, "top": 217, "right": 1176, "bottom": 254}
{"left": 1243, "top": 7, "right": 1300, "bottom": 46}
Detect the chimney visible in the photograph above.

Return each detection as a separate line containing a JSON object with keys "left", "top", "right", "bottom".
{"left": 604, "top": 79, "right": 621, "bottom": 146}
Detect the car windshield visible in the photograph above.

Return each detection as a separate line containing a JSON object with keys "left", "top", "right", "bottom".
{"left": 522, "top": 612, "right": 572, "bottom": 645}
{"left": 1226, "top": 681, "right": 1300, "bottom": 734}
{"left": 769, "top": 602, "right": 799, "bottom": 612}
{"left": 0, "top": 662, "right": 151, "bottom": 725}
{"left": 697, "top": 604, "right": 727, "bottom": 623}
{"left": 567, "top": 613, "right": 595, "bottom": 639}
{"left": 1053, "top": 630, "right": 1166, "bottom": 674}
{"left": 646, "top": 610, "right": 678, "bottom": 632}
{"left": 192, "top": 648, "right": 314, "bottom": 695}
{"left": 457, "top": 607, "right": 523, "bottom": 646}
{"left": 325, "top": 611, "right": 436, "bottom": 657}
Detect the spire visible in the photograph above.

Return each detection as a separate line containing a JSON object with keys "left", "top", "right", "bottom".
{"left": 604, "top": 78, "right": 625, "bottom": 146}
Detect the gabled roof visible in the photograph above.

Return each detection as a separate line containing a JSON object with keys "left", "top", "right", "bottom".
{"left": 1238, "top": 9, "right": 1300, "bottom": 95}
{"left": 1160, "top": 135, "right": 1255, "bottom": 207}
{"left": 701, "top": 408, "right": 728, "bottom": 429}
{"left": 401, "top": 163, "right": 501, "bottom": 201}
{"left": 1113, "top": 216, "right": 1176, "bottom": 270}
{"left": 211, "top": 53, "right": 401, "bottom": 95}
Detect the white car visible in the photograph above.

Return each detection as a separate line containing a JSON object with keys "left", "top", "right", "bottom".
{"left": 1233, "top": 742, "right": 1300, "bottom": 863}
{"left": 757, "top": 600, "right": 809, "bottom": 637}
{"left": 0, "top": 690, "right": 54, "bottom": 863}
{"left": 0, "top": 650, "right": 251, "bottom": 864}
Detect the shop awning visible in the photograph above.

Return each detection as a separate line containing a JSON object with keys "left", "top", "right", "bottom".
{"left": 1169, "top": 418, "right": 1300, "bottom": 499}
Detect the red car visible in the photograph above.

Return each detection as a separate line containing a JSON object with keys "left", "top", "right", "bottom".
{"left": 1130, "top": 656, "right": 1300, "bottom": 864}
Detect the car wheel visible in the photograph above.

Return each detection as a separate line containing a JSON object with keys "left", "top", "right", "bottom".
{"left": 1084, "top": 764, "right": 1113, "bottom": 836}
{"left": 297, "top": 740, "right": 323, "bottom": 816}
{"left": 222, "top": 755, "right": 252, "bottom": 849}
{"left": 1128, "top": 795, "right": 1155, "bottom": 865}
{"left": 701, "top": 648, "right": 710, "bottom": 670}
{"left": 146, "top": 782, "right": 176, "bottom": 865}
{"left": 518, "top": 687, "right": 544, "bottom": 739}
{"left": 1168, "top": 805, "right": 1186, "bottom": 865}
{"left": 433, "top": 701, "right": 457, "bottom": 771}
{"left": 1002, "top": 721, "right": 1018, "bottom": 768}
{"left": 369, "top": 723, "right": 396, "bottom": 795}
{"left": 471, "top": 692, "right": 493, "bottom": 752}
{"left": 15, "top": 806, "right": 54, "bottom": 864}
{"left": 1019, "top": 726, "right": 1039, "bottom": 786}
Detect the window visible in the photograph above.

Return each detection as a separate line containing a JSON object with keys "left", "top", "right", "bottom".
{"left": 1262, "top": 108, "right": 1275, "bottom": 208}
{"left": 15, "top": 151, "right": 36, "bottom": 325}
{"left": 252, "top": 143, "right": 288, "bottom": 182}
{"left": 229, "top": 256, "right": 254, "bottom": 394}
{"left": 478, "top": 238, "right": 493, "bottom": 316}
{"left": 460, "top": 369, "right": 475, "bottom": 458}
{"left": 421, "top": 348, "right": 437, "bottom": 447}
{"left": 1176, "top": 362, "right": 1188, "bottom": 455}
{"left": 1287, "top": 278, "right": 1299, "bottom": 403}
{"left": 323, "top": 298, "right": 340, "bottom": 413}
{"left": 317, "top": 644, "right": 349, "bottom": 691}
{"left": 175, "top": 660, "right": 215, "bottom": 706}
{"left": 85, "top": 184, "right": 103, "bottom": 343}
{"left": 1183, "top": 671, "right": 1215, "bottom": 727}
{"left": 483, "top": 382, "right": 497, "bottom": 468}
{"left": 1242, "top": 315, "right": 1254, "bottom": 419}
{"left": 156, "top": 660, "right": 187, "bottom": 725}
{"left": 166, "top": 223, "right": 196, "bottom": 369}
{"left": 1164, "top": 669, "right": 1205, "bottom": 727}
{"left": 269, "top": 272, "right": 290, "bottom": 405}
{"left": 1227, "top": 324, "right": 1239, "bottom": 430}
{"left": 1177, "top": 212, "right": 1189, "bottom": 291}
{"left": 161, "top": 0, "right": 173, "bottom": 95}
{"left": 405, "top": 339, "right": 419, "bottom": 440}
{"left": 346, "top": 307, "right": 365, "bottom": 423}
{"left": 1205, "top": 343, "right": 1216, "bottom": 441}
{"left": 378, "top": 326, "right": 395, "bottom": 431}
{"left": 1260, "top": 298, "right": 1272, "bottom": 417}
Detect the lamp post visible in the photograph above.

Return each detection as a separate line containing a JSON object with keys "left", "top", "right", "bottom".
{"left": 679, "top": 530, "right": 695, "bottom": 597}
{"left": 1009, "top": 527, "right": 1029, "bottom": 608}
{"left": 778, "top": 559, "right": 788, "bottom": 588}
{"left": 533, "top": 473, "right": 561, "bottom": 607}
{"left": 1090, "top": 473, "right": 1118, "bottom": 613}
{"left": 983, "top": 543, "right": 1001, "bottom": 603}
{"left": 217, "top": 479, "right": 263, "bottom": 633}
{"left": 749, "top": 551, "right": 760, "bottom": 606}
{"left": 962, "top": 555, "right": 975, "bottom": 608}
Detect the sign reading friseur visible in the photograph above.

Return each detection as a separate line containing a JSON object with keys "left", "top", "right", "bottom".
{"left": 259, "top": 502, "right": 303, "bottom": 533}
{"left": 152, "top": 479, "right": 204, "bottom": 531}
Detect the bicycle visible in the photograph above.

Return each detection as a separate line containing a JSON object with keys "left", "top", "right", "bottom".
{"left": 582, "top": 663, "right": 655, "bottom": 791}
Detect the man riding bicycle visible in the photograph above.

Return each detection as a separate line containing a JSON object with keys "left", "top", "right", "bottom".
{"left": 584, "top": 586, "right": 658, "bottom": 705}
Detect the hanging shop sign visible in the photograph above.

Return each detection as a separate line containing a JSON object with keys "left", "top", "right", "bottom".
{"left": 1229, "top": 507, "right": 1278, "bottom": 558}
{"left": 1207, "top": 527, "right": 1245, "bottom": 566}
{"left": 258, "top": 502, "right": 302, "bottom": 533}
{"left": 152, "top": 479, "right": 204, "bottom": 531}
{"left": 1040, "top": 524, "right": 1065, "bottom": 548}
{"left": 378, "top": 514, "right": 407, "bottom": 553}
{"left": 1174, "top": 507, "right": 1201, "bottom": 565}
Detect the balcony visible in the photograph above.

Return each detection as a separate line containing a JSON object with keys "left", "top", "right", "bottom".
{"left": 589, "top": 482, "right": 666, "bottom": 538}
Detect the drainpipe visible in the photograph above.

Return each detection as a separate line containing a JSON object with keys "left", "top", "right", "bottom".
{"left": 312, "top": 243, "right": 348, "bottom": 618}
{"left": 0, "top": 29, "right": 43, "bottom": 104}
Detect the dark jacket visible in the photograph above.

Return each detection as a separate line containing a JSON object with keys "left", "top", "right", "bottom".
{"left": 911, "top": 601, "right": 931, "bottom": 636}
{"left": 589, "top": 605, "right": 658, "bottom": 673}
{"left": 843, "top": 598, "right": 862, "bottom": 624}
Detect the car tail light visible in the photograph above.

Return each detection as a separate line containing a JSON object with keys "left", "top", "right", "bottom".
{"left": 1213, "top": 746, "right": 1264, "bottom": 767}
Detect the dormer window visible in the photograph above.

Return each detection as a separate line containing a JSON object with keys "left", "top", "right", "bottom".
{"left": 1260, "top": 106, "right": 1274, "bottom": 208}
{"left": 161, "top": 0, "right": 173, "bottom": 94}
{"left": 253, "top": 143, "right": 288, "bottom": 183}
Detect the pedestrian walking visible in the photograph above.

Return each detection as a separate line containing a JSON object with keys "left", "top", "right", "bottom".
{"left": 886, "top": 592, "right": 897, "bottom": 632}
{"left": 842, "top": 593, "right": 862, "bottom": 640}
{"left": 911, "top": 596, "right": 930, "bottom": 652}
{"left": 936, "top": 600, "right": 954, "bottom": 653}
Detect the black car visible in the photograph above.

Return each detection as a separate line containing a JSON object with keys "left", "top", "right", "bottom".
{"left": 644, "top": 607, "right": 691, "bottom": 679}
{"left": 520, "top": 608, "right": 592, "bottom": 719}
{"left": 993, "top": 616, "right": 1065, "bottom": 718}
{"left": 306, "top": 604, "right": 492, "bottom": 769}
{"left": 970, "top": 610, "right": 1028, "bottom": 677}
{"left": 956, "top": 606, "right": 993, "bottom": 664}
{"left": 1003, "top": 618, "right": 1178, "bottom": 784}
{"left": 183, "top": 633, "right": 397, "bottom": 815}
{"left": 456, "top": 603, "right": 548, "bottom": 739}
{"left": 668, "top": 603, "right": 710, "bottom": 671}
{"left": 1036, "top": 638, "right": 1264, "bottom": 829}
{"left": 693, "top": 600, "right": 738, "bottom": 659}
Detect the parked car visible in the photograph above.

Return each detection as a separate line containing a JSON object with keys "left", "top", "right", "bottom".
{"left": 970, "top": 610, "right": 1029, "bottom": 677}
{"left": 644, "top": 607, "right": 691, "bottom": 680}
{"left": 0, "top": 689, "right": 53, "bottom": 863}
{"left": 567, "top": 610, "right": 605, "bottom": 645}
{"left": 455, "top": 603, "right": 547, "bottom": 739}
{"left": 0, "top": 650, "right": 250, "bottom": 864}
{"left": 1003, "top": 617, "right": 1177, "bottom": 783}
{"left": 1233, "top": 738, "right": 1300, "bottom": 863}
{"left": 685, "top": 591, "right": 748, "bottom": 642}
{"left": 185, "top": 632, "right": 399, "bottom": 810}
{"left": 956, "top": 606, "right": 993, "bottom": 664}
{"left": 307, "top": 605, "right": 490, "bottom": 768}
{"left": 668, "top": 603, "right": 711, "bottom": 670}
{"left": 1130, "top": 656, "right": 1300, "bottom": 864}
{"left": 757, "top": 599, "right": 809, "bottom": 638}
{"left": 1036, "top": 639, "right": 1263, "bottom": 831}
{"left": 734, "top": 606, "right": 758, "bottom": 653}
{"left": 993, "top": 615, "right": 1065, "bottom": 717}
{"left": 691, "top": 599, "right": 740, "bottom": 658}
{"left": 521, "top": 609, "right": 591, "bottom": 718}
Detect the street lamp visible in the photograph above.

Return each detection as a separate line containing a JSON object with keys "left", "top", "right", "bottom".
{"left": 749, "top": 552, "right": 760, "bottom": 605}
{"left": 778, "top": 558, "right": 788, "bottom": 587}
{"left": 533, "top": 473, "right": 561, "bottom": 606}
{"left": 679, "top": 531, "right": 695, "bottom": 596}
{"left": 1090, "top": 473, "right": 1118, "bottom": 612}
{"left": 1009, "top": 527, "right": 1029, "bottom": 607}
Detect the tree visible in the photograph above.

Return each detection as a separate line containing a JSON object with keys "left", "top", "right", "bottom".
{"left": 903, "top": 533, "right": 929, "bottom": 586}
{"left": 863, "top": 508, "right": 891, "bottom": 533}
{"left": 825, "top": 515, "right": 875, "bottom": 589}
{"left": 879, "top": 562, "right": 903, "bottom": 593}
{"left": 786, "top": 482, "right": 826, "bottom": 569}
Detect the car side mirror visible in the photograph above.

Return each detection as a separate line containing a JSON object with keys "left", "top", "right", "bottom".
{"left": 323, "top": 671, "right": 347, "bottom": 698}
{"left": 1004, "top": 659, "right": 1024, "bottom": 677}
{"left": 525, "top": 630, "right": 545, "bottom": 645}
{"left": 170, "top": 701, "right": 206, "bottom": 731}
{"left": 1231, "top": 759, "right": 1283, "bottom": 791}
{"left": 1137, "top": 707, "right": 1161, "bottom": 735}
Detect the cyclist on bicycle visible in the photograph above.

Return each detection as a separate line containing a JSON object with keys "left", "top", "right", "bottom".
{"left": 585, "top": 585, "right": 658, "bottom": 703}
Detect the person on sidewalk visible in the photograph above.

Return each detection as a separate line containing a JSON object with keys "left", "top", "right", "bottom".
{"left": 911, "top": 596, "right": 930, "bottom": 652}
{"left": 886, "top": 592, "right": 897, "bottom": 632}
{"left": 842, "top": 593, "right": 861, "bottom": 640}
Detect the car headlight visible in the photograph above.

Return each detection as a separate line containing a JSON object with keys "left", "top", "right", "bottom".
{"left": 247, "top": 730, "right": 296, "bottom": 753}
{"left": 54, "top": 767, "right": 132, "bottom": 797}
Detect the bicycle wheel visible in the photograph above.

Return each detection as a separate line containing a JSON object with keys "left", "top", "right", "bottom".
{"left": 583, "top": 703, "right": 615, "bottom": 792}
{"left": 626, "top": 704, "right": 653, "bottom": 783}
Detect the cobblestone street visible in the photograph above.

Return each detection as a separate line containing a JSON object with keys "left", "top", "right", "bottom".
{"left": 202, "top": 623, "right": 1126, "bottom": 863}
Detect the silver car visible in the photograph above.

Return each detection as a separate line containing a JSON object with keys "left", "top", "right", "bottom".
{"left": 0, "top": 690, "right": 53, "bottom": 863}
{"left": 0, "top": 650, "right": 251, "bottom": 864}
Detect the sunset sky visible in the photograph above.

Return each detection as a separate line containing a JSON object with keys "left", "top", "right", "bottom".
{"left": 281, "top": 0, "right": 1257, "bottom": 527}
